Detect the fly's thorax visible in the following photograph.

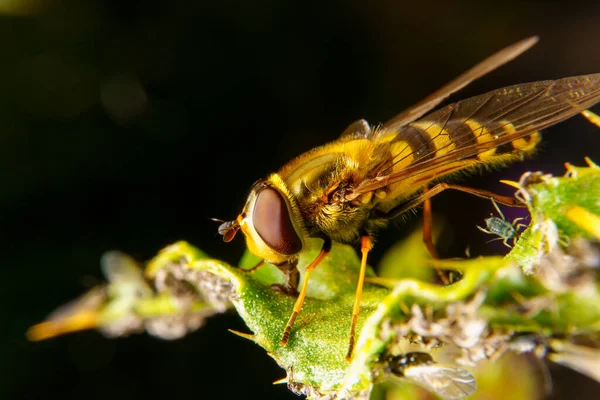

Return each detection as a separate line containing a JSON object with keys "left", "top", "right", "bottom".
{"left": 279, "top": 142, "right": 385, "bottom": 244}
{"left": 237, "top": 174, "right": 306, "bottom": 264}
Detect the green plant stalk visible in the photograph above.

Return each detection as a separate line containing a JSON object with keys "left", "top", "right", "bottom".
{"left": 28, "top": 160, "right": 600, "bottom": 399}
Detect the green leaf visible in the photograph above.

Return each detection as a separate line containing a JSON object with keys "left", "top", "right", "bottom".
{"left": 507, "top": 158, "right": 600, "bottom": 270}
{"left": 234, "top": 238, "right": 388, "bottom": 395}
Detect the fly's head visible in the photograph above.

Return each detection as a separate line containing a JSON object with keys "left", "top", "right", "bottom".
{"left": 217, "top": 174, "right": 306, "bottom": 264}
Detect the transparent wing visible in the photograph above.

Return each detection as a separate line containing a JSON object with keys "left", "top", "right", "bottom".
{"left": 338, "top": 119, "right": 372, "bottom": 139}
{"left": 100, "top": 251, "right": 153, "bottom": 297}
{"left": 352, "top": 73, "right": 600, "bottom": 195}
{"left": 101, "top": 250, "right": 146, "bottom": 283}
{"left": 382, "top": 36, "right": 539, "bottom": 131}
{"left": 403, "top": 364, "right": 477, "bottom": 400}
{"left": 548, "top": 340, "right": 600, "bottom": 382}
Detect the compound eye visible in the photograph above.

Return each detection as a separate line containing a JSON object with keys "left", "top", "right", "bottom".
{"left": 252, "top": 187, "right": 302, "bottom": 255}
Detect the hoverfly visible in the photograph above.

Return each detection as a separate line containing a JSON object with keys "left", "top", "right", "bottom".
{"left": 477, "top": 198, "right": 528, "bottom": 248}
{"left": 384, "top": 351, "right": 477, "bottom": 400}
{"left": 217, "top": 36, "right": 600, "bottom": 360}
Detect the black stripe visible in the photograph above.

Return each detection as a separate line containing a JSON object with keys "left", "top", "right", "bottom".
{"left": 395, "top": 125, "right": 437, "bottom": 162}
{"left": 495, "top": 142, "right": 515, "bottom": 155}
{"left": 483, "top": 121, "right": 514, "bottom": 155}
{"left": 444, "top": 120, "right": 478, "bottom": 148}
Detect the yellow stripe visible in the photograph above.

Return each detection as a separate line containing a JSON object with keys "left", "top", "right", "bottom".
{"left": 513, "top": 131, "right": 541, "bottom": 152}
{"left": 401, "top": 118, "right": 542, "bottom": 164}
{"left": 464, "top": 120, "right": 497, "bottom": 160}
{"left": 411, "top": 121, "right": 455, "bottom": 157}
{"left": 466, "top": 120, "right": 540, "bottom": 160}
{"left": 376, "top": 130, "right": 401, "bottom": 143}
{"left": 390, "top": 141, "right": 413, "bottom": 168}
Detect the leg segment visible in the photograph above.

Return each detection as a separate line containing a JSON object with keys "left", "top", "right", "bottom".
{"left": 345, "top": 235, "right": 372, "bottom": 361}
{"left": 422, "top": 192, "right": 439, "bottom": 260}
{"left": 383, "top": 183, "right": 525, "bottom": 221}
{"left": 281, "top": 238, "right": 332, "bottom": 345}
{"left": 491, "top": 198, "right": 506, "bottom": 220}
{"left": 422, "top": 189, "right": 451, "bottom": 284}
{"left": 271, "top": 262, "right": 300, "bottom": 296}
{"left": 382, "top": 184, "right": 522, "bottom": 284}
{"left": 244, "top": 259, "right": 300, "bottom": 296}
{"left": 242, "top": 259, "right": 265, "bottom": 273}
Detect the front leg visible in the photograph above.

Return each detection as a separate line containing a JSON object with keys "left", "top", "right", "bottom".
{"left": 281, "top": 238, "right": 332, "bottom": 345}
{"left": 271, "top": 260, "right": 300, "bottom": 296}
{"left": 240, "top": 258, "right": 300, "bottom": 296}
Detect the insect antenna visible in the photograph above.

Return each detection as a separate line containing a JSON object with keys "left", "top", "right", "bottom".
{"left": 208, "top": 217, "right": 240, "bottom": 242}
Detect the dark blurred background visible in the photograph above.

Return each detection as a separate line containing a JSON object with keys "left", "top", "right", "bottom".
{"left": 2, "top": 1, "right": 600, "bottom": 399}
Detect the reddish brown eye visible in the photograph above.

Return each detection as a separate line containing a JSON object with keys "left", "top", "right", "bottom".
{"left": 252, "top": 187, "right": 302, "bottom": 255}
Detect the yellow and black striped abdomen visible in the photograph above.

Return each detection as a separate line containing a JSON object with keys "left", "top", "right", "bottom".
{"left": 388, "top": 119, "right": 542, "bottom": 172}
{"left": 368, "top": 120, "right": 542, "bottom": 210}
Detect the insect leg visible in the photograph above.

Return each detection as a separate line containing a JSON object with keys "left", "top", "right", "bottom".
{"left": 346, "top": 235, "right": 372, "bottom": 361}
{"left": 242, "top": 259, "right": 265, "bottom": 273}
{"left": 422, "top": 193, "right": 439, "bottom": 259}
{"left": 512, "top": 217, "right": 525, "bottom": 224}
{"left": 491, "top": 198, "right": 506, "bottom": 220}
{"left": 280, "top": 238, "right": 332, "bottom": 346}
{"left": 422, "top": 191, "right": 451, "bottom": 283}
{"left": 384, "top": 183, "right": 524, "bottom": 221}
{"left": 476, "top": 225, "right": 493, "bottom": 234}
{"left": 270, "top": 262, "right": 300, "bottom": 296}
{"left": 513, "top": 217, "right": 528, "bottom": 231}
